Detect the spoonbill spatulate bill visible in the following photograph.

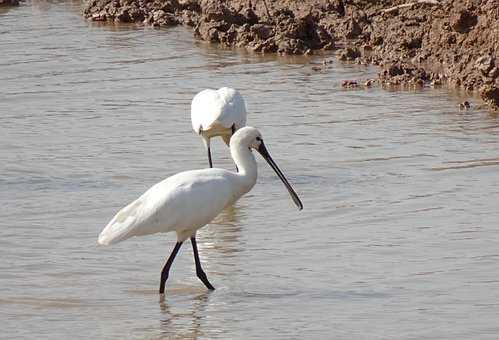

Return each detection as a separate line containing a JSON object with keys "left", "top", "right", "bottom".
{"left": 191, "top": 87, "right": 247, "bottom": 168}
{"left": 98, "top": 127, "right": 302, "bottom": 296}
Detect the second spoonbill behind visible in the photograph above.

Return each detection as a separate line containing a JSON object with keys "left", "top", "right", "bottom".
{"left": 191, "top": 87, "right": 247, "bottom": 168}
{"left": 98, "top": 127, "right": 302, "bottom": 297}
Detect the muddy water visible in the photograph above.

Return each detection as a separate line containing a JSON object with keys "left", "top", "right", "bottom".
{"left": 2, "top": 1, "right": 499, "bottom": 339}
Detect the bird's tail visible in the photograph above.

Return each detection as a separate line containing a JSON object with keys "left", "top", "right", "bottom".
{"left": 98, "top": 199, "right": 142, "bottom": 245}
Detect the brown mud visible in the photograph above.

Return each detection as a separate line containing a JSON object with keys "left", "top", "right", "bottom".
{"left": 0, "top": 0, "right": 20, "bottom": 6}
{"left": 82, "top": 0, "right": 499, "bottom": 110}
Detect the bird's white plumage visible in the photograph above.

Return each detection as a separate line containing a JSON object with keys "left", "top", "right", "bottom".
{"left": 98, "top": 127, "right": 262, "bottom": 246}
{"left": 98, "top": 124, "right": 303, "bottom": 295}
{"left": 191, "top": 87, "right": 247, "bottom": 135}
{"left": 98, "top": 170, "right": 243, "bottom": 245}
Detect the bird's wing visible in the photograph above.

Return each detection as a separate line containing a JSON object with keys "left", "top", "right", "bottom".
{"left": 191, "top": 87, "right": 247, "bottom": 134}
{"left": 98, "top": 175, "right": 182, "bottom": 245}
{"left": 98, "top": 170, "right": 236, "bottom": 245}
{"left": 191, "top": 89, "right": 219, "bottom": 134}
{"left": 215, "top": 87, "right": 247, "bottom": 130}
{"left": 98, "top": 197, "right": 145, "bottom": 245}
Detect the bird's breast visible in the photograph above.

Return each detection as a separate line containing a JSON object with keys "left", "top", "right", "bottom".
{"left": 200, "top": 122, "right": 232, "bottom": 138}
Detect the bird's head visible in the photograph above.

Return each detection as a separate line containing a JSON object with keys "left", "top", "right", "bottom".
{"left": 230, "top": 126, "right": 263, "bottom": 151}
{"left": 230, "top": 126, "right": 303, "bottom": 210}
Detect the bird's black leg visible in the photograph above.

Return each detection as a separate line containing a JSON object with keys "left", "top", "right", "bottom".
{"left": 159, "top": 241, "right": 183, "bottom": 295}
{"left": 207, "top": 145, "right": 213, "bottom": 168}
{"left": 231, "top": 124, "right": 238, "bottom": 172}
{"left": 190, "top": 236, "right": 215, "bottom": 290}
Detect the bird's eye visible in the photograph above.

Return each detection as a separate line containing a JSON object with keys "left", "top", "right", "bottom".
{"left": 256, "top": 137, "right": 262, "bottom": 141}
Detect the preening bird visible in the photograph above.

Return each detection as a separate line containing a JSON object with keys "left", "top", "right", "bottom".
{"left": 191, "top": 87, "right": 247, "bottom": 168}
{"left": 98, "top": 127, "right": 302, "bottom": 296}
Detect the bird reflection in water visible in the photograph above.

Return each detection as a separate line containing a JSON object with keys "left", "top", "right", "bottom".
{"left": 158, "top": 292, "right": 211, "bottom": 339}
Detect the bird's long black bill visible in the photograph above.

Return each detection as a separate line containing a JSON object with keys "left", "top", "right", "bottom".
{"left": 257, "top": 142, "right": 303, "bottom": 210}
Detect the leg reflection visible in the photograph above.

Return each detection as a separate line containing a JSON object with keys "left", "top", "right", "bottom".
{"left": 159, "top": 292, "right": 211, "bottom": 339}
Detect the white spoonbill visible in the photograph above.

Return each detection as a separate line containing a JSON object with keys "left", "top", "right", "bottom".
{"left": 98, "top": 127, "right": 302, "bottom": 296}
{"left": 191, "top": 87, "right": 247, "bottom": 168}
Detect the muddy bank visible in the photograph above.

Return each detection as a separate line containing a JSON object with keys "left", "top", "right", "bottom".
{"left": 0, "top": 0, "right": 19, "bottom": 6}
{"left": 82, "top": 0, "right": 499, "bottom": 110}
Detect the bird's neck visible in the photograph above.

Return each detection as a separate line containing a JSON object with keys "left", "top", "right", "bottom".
{"left": 231, "top": 144, "right": 257, "bottom": 192}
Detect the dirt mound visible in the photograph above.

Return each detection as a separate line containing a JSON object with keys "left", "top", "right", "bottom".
{"left": 195, "top": 5, "right": 334, "bottom": 54}
{"left": 366, "top": 0, "right": 499, "bottom": 109}
{"left": 83, "top": 0, "right": 335, "bottom": 54}
{"left": 82, "top": 0, "right": 499, "bottom": 110}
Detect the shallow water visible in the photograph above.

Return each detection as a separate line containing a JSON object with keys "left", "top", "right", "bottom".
{"left": 2, "top": 1, "right": 499, "bottom": 339}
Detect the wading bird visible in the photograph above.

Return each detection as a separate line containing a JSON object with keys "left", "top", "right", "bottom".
{"left": 191, "top": 87, "right": 247, "bottom": 168}
{"left": 98, "top": 127, "right": 302, "bottom": 296}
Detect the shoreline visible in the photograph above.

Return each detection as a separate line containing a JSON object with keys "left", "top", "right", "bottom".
{"left": 82, "top": 0, "right": 499, "bottom": 110}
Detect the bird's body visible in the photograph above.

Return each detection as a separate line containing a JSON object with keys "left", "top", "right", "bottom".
{"left": 98, "top": 168, "right": 255, "bottom": 245}
{"left": 191, "top": 87, "right": 247, "bottom": 167}
{"left": 98, "top": 127, "right": 302, "bottom": 296}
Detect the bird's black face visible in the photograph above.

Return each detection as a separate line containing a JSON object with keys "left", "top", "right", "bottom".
{"left": 249, "top": 135, "right": 263, "bottom": 151}
{"left": 256, "top": 140, "right": 303, "bottom": 210}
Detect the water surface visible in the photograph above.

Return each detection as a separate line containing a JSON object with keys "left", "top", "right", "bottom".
{"left": 1, "top": 1, "right": 499, "bottom": 339}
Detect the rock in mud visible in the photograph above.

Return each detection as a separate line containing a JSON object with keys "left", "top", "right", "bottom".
{"left": 338, "top": 47, "right": 360, "bottom": 61}
{"left": 145, "top": 10, "right": 178, "bottom": 26}
{"left": 83, "top": 0, "right": 180, "bottom": 24}
{"left": 480, "top": 86, "right": 499, "bottom": 109}
{"left": 0, "top": 0, "right": 19, "bottom": 5}
{"left": 475, "top": 55, "right": 495, "bottom": 76}
{"left": 364, "top": 79, "right": 376, "bottom": 87}
{"left": 450, "top": 9, "right": 478, "bottom": 33}
{"left": 459, "top": 101, "right": 471, "bottom": 110}
{"left": 342, "top": 80, "right": 359, "bottom": 88}
{"left": 345, "top": 18, "right": 362, "bottom": 39}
